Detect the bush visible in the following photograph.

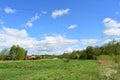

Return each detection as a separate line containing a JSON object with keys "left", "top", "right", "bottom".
{"left": 97, "top": 55, "right": 114, "bottom": 64}
{"left": 114, "top": 55, "right": 120, "bottom": 63}
{"left": 62, "top": 58, "right": 69, "bottom": 62}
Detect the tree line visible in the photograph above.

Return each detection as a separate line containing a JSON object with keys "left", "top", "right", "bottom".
{"left": 0, "top": 45, "right": 27, "bottom": 60}
{"left": 60, "top": 40, "right": 120, "bottom": 60}
{"left": 1, "top": 40, "right": 120, "bottom": 60}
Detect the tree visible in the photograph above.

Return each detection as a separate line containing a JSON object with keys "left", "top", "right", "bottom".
{"left": 85, "top": 46, "right": 95, "bottom": 59}
{"left": 60, "top": 52, "right": 70, "bottom": 59}
{"left": 0, "top": 48, "right": 9, "bottom": 60}
{"left": 69, "top": 50, "right": 79, "bottom": 59}
{"left": 9, "top": 45, "right": 27, "bottom": 60}
{"left": 79, "top": 50, "right": 87, "bottom": 59}
{"left": 9, "top": 45, "right": 17, "bottom": 60}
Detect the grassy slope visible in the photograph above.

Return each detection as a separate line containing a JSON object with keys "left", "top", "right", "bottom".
{"left": 0, "top": 60, "right": 102, "bottom": 80}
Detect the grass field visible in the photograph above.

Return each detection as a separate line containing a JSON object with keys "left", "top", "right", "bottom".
{"left": 0, "top": 59, "right": 119, "bottom": 80}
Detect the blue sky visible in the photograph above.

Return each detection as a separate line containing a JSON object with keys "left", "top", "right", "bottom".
{"left": 0, "top": 0, "right": 120, "bottom": 55}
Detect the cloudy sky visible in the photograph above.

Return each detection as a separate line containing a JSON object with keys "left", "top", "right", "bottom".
{"left": 0, "top": 0, "right": 120, "bottom": 55}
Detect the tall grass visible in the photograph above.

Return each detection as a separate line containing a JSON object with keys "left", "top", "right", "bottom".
{"left": 97, "top": 55, "right": 120, "bottom": 80}
{"left": 114, "top": 55, "right": 120, "bottom": 63}
{"left": 97, "top": 55, "right": 114, "bottom": 64}
{"left": 0, "top": 60, "right": 101, "bottom": 80}
{"left": 97, "top": 55, "right": 120, "bottom": 64}
{"left": 0, "top": 59, "right": 119, "bottom": 80}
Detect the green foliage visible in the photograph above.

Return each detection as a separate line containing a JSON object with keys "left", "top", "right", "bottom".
{"left": 0, "top": 48, "right": 9, "bottom": 60}
{"left": 9, "top": 45, "right": 27, "bottom": 60}
{"left": 79, "top": 50, "right": 87, "bottom": 59}
{"left": 114, "top": 55, "right": 120, "bottom": 63}
{"left": 97, "top": 55, "right": 114, "bottom": 60}
{"left": 85, "top": 46, "right": 96, "bottom": 59}
{"left": 9, "top": 45, "right": 17, "bottom": 60}
{"left": 62, "top": 40, "right": 120, "bottom": 60}
{"left": 59, "top": 53, "right": 70, "bottom": 59}
{"left": 69, "top": 51, "right": 80, "bottom": 59}
{"left": 62, "top": 58, "right": 69, "bottom": 62}
{"left": 101, "top": 40, "right": 120, "bottom": 55}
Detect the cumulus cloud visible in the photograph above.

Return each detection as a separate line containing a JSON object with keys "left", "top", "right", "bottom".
{"left": 68, "top": 24, "right": 77, "bottom": 29}
{"left": 4, "top": 7, "right": 16, "bottom": 14}
{"left": 25, "top": 13, "right": 40, "bottom": 27}
{"left": 104, "top": 38, "right": 120, "bottom": 44}
{"left": 65, "top": 46, "right": 81, "bottom": 53}
{"left": 0, "top": 27, "right": 78, "bottom": 54}
{"left": 26, "top": 22, "right": 33, "bottom": 27}
{"left": 35, "top": 35, "right": 78, "bottom": 54}
{"left": 104, "top": 39, "right": 112, "bottom": 44}
{"left": 80, "top": 39, "right": 100, "bottom": 46}
{"left": 66, "top": 47, "right": 73, "bottom": 52}
{"left": 103, "top": 18, "right": 120, "bottom": 36}
{"left": 52, "top": 8, "right": 70, "bottom": 18}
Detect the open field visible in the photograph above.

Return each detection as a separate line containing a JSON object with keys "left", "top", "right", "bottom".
{"left": 0, "top": 60, "right": 119, "bottom": 80}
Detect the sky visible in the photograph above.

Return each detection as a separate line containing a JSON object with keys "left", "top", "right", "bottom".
{"left": 0, "top": 0, "right": 120, "bottom": 55}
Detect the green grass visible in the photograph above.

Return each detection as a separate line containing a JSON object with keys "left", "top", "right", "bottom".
{"left": 97, "top": 55, "right": 114, "bottom": 60}
{"left": 0, "top": 59, "right": 119, "bottom": 80}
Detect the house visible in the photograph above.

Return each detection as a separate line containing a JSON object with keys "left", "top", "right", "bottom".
{"left": 26, "top": 55, "right": 37, "bottom": 60}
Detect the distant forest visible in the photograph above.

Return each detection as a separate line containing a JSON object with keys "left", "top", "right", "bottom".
{"left": 60, "top": 40, "right": 120, "bottom": 60}
{"left": 0, "top": 40, "right": 120, "bottom": 60}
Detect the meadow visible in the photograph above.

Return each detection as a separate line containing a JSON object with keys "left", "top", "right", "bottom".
{"left": 0, "top": 59, "right": 119, "bottom": 80}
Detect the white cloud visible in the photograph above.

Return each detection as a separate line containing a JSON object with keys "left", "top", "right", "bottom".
{"left": 68, "top": 24, "right": 77, "bottom": 29}
{"left": 4, "top": 7, "right": 16, "bottom": 14}
{"left": 41, "top": 11, "right": 47, "bottom": 14}
{"left": 25, "top": 13, "right": 40, "bottom": 27}
{"left": 0, "top": 19, "right": 4, "bottom": 24}
{"left": 80, "top": 39, "right": 100, "bottom": 46}
{"left": 104, "top": 38, "right": 120, "bottom": 44}
{"left": 0, "top": 27, "right": 78, "bottom": 55}
{"left": 66, "top": 47, "right": 73, "bottom": 52}
{"left": 52, "top": 8, "right": 70, "bottom": 18}
{"left": 103, "top": 18, "right": 120, "bottom": 36}
{"left": 37, "top": 35, "right": 78, "bottom": 52}
{"left": 65, "top": 46, "right": 81, "bottom": 53}
{"left": 104, "top": 39, "right": 112, "bottom": 44}
{"left": 104, "top": 28, "right": 120, "bottom": 36}
{"left": 0, "top": 27, "right": 31, "bottom": 49}
{"left": 30, "top": 13, "right": 40, "bottom": 22}
{"left": 26, "top": 22, "right": 33, "bottom": 27}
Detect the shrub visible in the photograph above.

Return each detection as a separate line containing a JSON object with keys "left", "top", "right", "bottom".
{"left": 97, "top": 55, "right": 114, "bottom": 64}
{"left": 114, "top": 55, "right": 120, "bottom": 63}
{"left": 62, "top": 58, "right": 69, "bottom": 62}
